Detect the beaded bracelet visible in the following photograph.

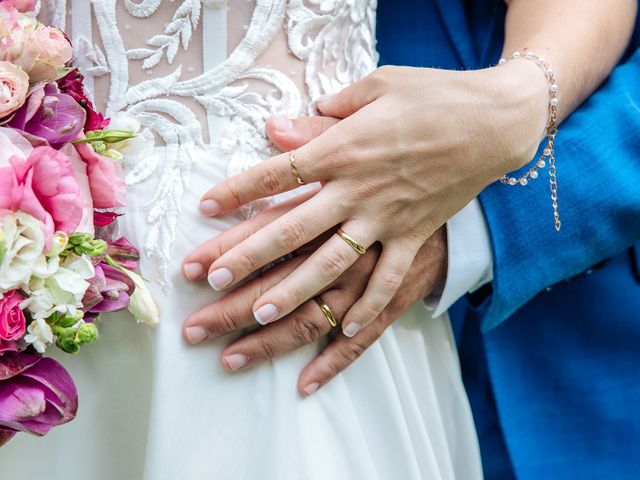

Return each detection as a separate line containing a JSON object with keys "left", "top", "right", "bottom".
{"left": 497, "top": 49, "right": 561, "bottom": 232}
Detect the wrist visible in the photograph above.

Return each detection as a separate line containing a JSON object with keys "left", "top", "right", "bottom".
{"left": 485, "top": 60, "right": 549, "bottom": 173}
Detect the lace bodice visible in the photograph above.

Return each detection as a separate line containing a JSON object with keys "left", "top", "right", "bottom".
{"left": 36, "top": 0, "right": 378, "bottom": 283}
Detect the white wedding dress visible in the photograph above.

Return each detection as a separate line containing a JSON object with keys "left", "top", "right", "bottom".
{"left": 0, "top": 1, "right": 482, "bottom": 479}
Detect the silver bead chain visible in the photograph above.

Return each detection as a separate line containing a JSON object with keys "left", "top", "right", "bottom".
{"left": 498, "top": 49, "right": 562, "bottom": 232}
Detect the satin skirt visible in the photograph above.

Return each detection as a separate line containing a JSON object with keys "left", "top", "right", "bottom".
{"left": 0, "top": 144, "right": 483, "bottom": 480}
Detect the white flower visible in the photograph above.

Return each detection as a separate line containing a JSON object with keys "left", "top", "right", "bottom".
{"left": 21, "top": 255, "right": 95, "bottom": 320}
{"left": 24, "top": 318, "right": 54, "bottom": 354}
{"left": 108, "top": 112, "right": 157, "bottom": 159}
{"left": 0, "top": 212, "right": 48, "bottom": 293}
{"left": 124, "top": 269, "right": 159, "bottom": 326}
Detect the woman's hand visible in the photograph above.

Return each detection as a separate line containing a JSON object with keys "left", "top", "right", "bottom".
{"left": 188, "top": 63, "right": 546, "bottom": 337}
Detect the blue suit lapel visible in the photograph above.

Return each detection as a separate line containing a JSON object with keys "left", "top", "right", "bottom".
{"left": 433, "top": 0, "right": 477, "bottom": 68}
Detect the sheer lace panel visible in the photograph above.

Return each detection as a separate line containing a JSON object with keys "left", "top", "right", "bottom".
{"left": 36, "top": 0, "right": 377, "bottom": 284}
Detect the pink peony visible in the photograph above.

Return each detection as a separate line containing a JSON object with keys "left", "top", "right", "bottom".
{"left": 75, "top": 141, "right": 126, "bottom": 209}
{"left": 2, "top": 22, "right": 72, "bottom": 83}
{"left": 0, "top": 146, "right": 84, "bottom": 243}
{"left": 0, "top": 60, "right": 28, "bottom": 119}
{"left": 57, "top": 68, "right": 110, "bottom": 132}
{"left": 0, "top": 290, "right": 26, "bottom": 342}
{"left": 0, "top": 352, "right": 78, "bottom": 446}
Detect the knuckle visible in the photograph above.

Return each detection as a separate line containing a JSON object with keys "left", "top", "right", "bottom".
{"left": 260, "top": 168, "right": 282, "bottom": 194}
{"left": 235, "top": 250, "right": 258, "bottom": 272}
{"left": 291, "top": 316, "right": 323, "bottom": 345}
{"left": 278, "top": 220, "right": 307, "bottom": 250}
{"left": 255, "top": 336, "right": 275, "bottom": 360}
{"left": 381, "top": 272, "right": 403, "bottom": 293}
{"left": 215, "top": 308, "right": 240, "bottom": 335}
{"left": 318, "top": 249, "right": 350, "bottom": 279}
{"left": 225, "top": 178, "right": 243, "bottom": 206}
{"left": 360, "top": 300, "right": 385, "bottom": 320}
{"left": 341, "top": 339, "right": 368, "bottom": 363}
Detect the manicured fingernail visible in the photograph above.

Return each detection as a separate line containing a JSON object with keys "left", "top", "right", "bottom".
{"left": 316, "top": 94, "right": 331, "bottom": 104}
{"left": 199, "top": 199, "right": 221, "bottom": 216}
{"left": 272, "top": 116, "right": 293, "bottom": 133}
{"left": 208, "top": 268, "right": 233, "bottom": 291}
{"left": 185, "top": 326, "right": 209, "bottom": 345}
{"left": 253, "top": 304, "right": 279, "bottom": 325}
{"left": 224, "top": 353, "right": 248, "bottom": 371}
{"left": 343, "top": 323, "right": 362, "bottom": 338}
{"left": 304, "top": 382, "right": 320, "bottom": 396}
{"left": 183, "top": 262, "right": 204, "bottom": 280}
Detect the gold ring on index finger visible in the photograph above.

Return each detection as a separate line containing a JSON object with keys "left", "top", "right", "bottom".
{"left": 289, "top": 151, "right": 306, "bottom": 185}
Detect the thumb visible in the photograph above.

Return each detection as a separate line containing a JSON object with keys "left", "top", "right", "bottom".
{"left": 315, "top": 69, "right": 384, "bottom": 118}
{"left": 266, "top": 115, "right": 340, "bottom": 151}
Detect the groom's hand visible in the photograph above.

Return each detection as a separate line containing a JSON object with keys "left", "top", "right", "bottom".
{"left": 182, "top": 116, "right": 448, "bottom": 394}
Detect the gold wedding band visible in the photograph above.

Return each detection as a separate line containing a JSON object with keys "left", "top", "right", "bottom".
{"left": 289, "top": 151, "right": 306, "bottom": 185}
{"left": 337, "top": 228, "right": 367, "bottom": 255}
{"left": 314, "top": 297, "right": 338, "bottom": 328}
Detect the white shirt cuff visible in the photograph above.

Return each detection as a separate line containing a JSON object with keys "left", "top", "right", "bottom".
{"left": 425, "top": 198, "right": 493, "bottom": 316}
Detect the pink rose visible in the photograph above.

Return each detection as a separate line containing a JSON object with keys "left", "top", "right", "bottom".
{"left": 0, "top": 290, "right": 26, "bottom": 342}
{"left": 1, "top": 0, "right": 35, "bottom": 13}
{"left": 75, "top": 141, "right": 126, "bottom": 209}
{"left": 0, "top": 146, "right": 84, "bottom": 244}
{"left": 0, "top": 60, "right": 28, "bottom": 119}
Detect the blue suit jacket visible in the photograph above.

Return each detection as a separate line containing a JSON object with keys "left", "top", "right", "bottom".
{"left": 377, "top": 1, "right": 640, "bottom": 478}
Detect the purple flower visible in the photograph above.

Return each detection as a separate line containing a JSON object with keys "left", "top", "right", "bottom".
{"left": 0, "top": 352, "right": 78, "bottom": 446}
{"left": 82, "top": 263, "right": 135, "bottom": 313}
{"left": 8, "top": 82, "right": 86, "bottom": 149}
{"left": 106, "top": 236, "right": 140, "bottom": 271}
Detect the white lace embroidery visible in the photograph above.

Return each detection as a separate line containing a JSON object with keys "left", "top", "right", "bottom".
{"left": 50, "top": 0, "right": 377, "bottom": 285}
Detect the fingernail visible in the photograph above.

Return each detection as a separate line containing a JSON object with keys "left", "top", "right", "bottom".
{"left": 208, "top": 268, "right": 233, "bottom": 291}
{"left": 304, "top": 382, "right": 320, "bottom": 396}
{"left": 253, "top": 304, "right": 279, "bottom": 325}
{"left": 272, "top": 116, "right": 293, "bottom": 133}
{"left": 183, "top": 262, "right": 204, "bottom": 280}
{"left": 199, "top": 199, "right": 221, "bottom": 216}
{"left": 185, "top": 326, "right": 209, "bottom": 345}
{"left": 316, "top": 94, "right": 332, "bottom": 104}
{"left": 224, "top": 353, "right": 248, "bottom": 371}
{"left": 343, "top": 323, "right": 362, "bottom": 338}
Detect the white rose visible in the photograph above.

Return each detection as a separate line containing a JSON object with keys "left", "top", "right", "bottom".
{"left": 21, "top": 254, "right": 95, "bottom": 320}
{"left": 0, "top": 212, "right": 48, "bottom": 293}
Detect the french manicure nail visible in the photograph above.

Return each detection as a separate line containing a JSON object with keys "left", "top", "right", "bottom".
{"left": 304, "top": 382, "right": 320, "bottom": 396}
{"left": 316, "top": 94, "right": 331, "bottom": 104}
{"left": 253, "top": 304, "right": 280, "bottom": 325}
{"left": 199, "top": 199, "right": 221, "bottom": 216}
{"left": 185, "top": 326, "right": 209, "bottom": 345}
{"left": 272, "top": 116, "right": 293, "bottom": 133}
{"left": 225, "top": 353, "right": 248, "bottom": 371}
{"left": 343, "top": 323, "right": 362, "bottom": 338}
{"left": 208, "top": 268, "right": 233, "bottom": 291}
{"left": 183, "top": 262, "right": 204, "bottom": 280}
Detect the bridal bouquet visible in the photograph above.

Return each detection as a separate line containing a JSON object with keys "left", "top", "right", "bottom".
{"left": 0, "top": 0, "right": 157, "bottom": 446}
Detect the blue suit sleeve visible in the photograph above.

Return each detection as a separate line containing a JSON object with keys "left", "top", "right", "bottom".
{"left": 478, "top": 48, "right": 640, "bottom": 332}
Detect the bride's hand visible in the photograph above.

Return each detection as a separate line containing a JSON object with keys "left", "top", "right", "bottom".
{"left": 191, "top": 63, "right": 546, "bottom": 337}
{"left": 183, "top": 217, "right": 446, "bottom": 396}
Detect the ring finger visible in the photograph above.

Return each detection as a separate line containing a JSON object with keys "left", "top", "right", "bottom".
{"left": 221, "top": 289, "right": 359, "bottom": 371}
